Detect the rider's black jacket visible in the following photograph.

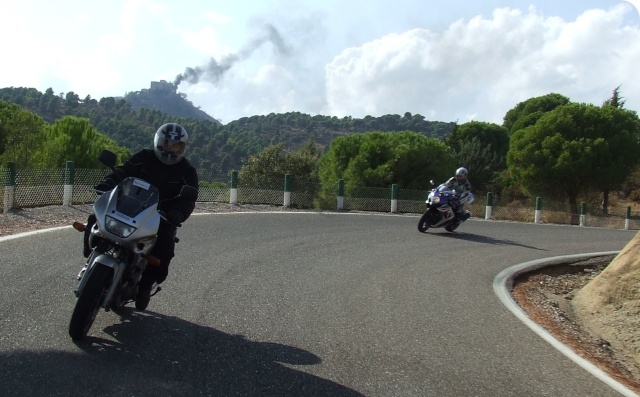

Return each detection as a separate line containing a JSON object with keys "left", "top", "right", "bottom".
{"left": 98, "top": 149, "right": 199, "bottom": 223}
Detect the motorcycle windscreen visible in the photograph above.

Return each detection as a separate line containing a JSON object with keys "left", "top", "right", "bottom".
{"left": 115, "top": 177, "right": 160, "bottom": 217}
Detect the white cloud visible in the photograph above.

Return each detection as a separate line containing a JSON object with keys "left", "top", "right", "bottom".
{"left": 202, "top": 11, "right": 231, "bottom": 25}
{"left": 323, "top": 4, "right": 640, "bottom": 124}
{"left": 3, "top": 1, "right": 638, "bottom": 124}
{"left": 48, "top": 2, "right": 146, "bottom": 97}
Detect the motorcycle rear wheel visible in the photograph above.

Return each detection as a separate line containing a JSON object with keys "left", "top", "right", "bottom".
{"left": 445, "top": 223, "right": 459, "bottom": 232}
{"left": 68, "top": 264, "right": 112, "bottom": 340}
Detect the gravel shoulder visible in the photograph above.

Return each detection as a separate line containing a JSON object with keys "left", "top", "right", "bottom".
{"left": 2, "top": 204, "right": 639, "bottom": 393}
{"left": 512, "top": 257, "right": 640, "bottom": 394}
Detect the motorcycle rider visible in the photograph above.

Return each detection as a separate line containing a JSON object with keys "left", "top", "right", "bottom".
{"left": 84, "top": 123, "right": 199, "bottom": 310}
{"left": 445, "top": 167, "right": 471, "bottom": 223}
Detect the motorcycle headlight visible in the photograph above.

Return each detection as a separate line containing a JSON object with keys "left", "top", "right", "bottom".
{"left": 431, "top": 196, "right": 441, "bottom": 204}
{"left": 105, "top": 215, "right": 137, "bottom": 238}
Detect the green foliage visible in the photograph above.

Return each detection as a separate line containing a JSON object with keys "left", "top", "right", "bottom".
{"left": 35, "top": 116, "right": 131, "bottom": 168}
{"left": 0, "top": 86, "right": 457, "bottom": 177}
{"left": 507, "top": 102, "right": 640, "bottom": 212}
{"left": 199, "top": 180, "right": 228, "bottom": 189}
{"left": 446, "top": 121, "right": 509, "bottom": 156}
{"left": 5, "top": 85, "right": 640, "bottom": 212}
{"left": 602, "top": 86, "right": 626, "bottom": 109}
{"left": 318, "top": 131, "right": 454, "bottom": 191}
{"left": 445, "top": 121, "right": 509, "bottom": 192}
{"left": 0, "top": 100, "right": 48, "bottom": 167}
{"left": 454, "top": 137, "right": 503, "bottom": 193}
{"left": 239, "top": 140, "right": 321, "bottom": 188}
{"left": 503, "top": 93, "right": 570, "bottom": 135}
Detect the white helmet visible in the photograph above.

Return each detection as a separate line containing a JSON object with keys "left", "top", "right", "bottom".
{"left": 455, "top": 167, "right": 468, "bottom": 182}
{"left": 154, "top": 123, "right": 188, "bottom": 165}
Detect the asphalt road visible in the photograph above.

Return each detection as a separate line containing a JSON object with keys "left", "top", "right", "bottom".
{"left": 0, "top": 212, "right": 635, "bottom": 397}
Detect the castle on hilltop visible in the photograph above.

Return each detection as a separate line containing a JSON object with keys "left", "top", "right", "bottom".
{"left": 148, "top": 80, "right": 176, "bottom": 93}
{"left": 124, "top": 80, "right": 219, "bottom": 124}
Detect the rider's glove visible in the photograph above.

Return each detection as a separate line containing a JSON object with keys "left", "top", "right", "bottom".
{"left": 94, "top": 180, "right": 114, "bottom": 194}
{"left": 164, "top": 210, "right": 184, "bottom": 226}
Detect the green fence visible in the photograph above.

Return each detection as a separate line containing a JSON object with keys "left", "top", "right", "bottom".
{"left": 1, "top": 163, "right": 639, "bottom": 230}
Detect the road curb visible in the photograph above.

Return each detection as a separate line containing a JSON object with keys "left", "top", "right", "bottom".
{"left": 493, "top": 251, "right": 638, "bottom": 397}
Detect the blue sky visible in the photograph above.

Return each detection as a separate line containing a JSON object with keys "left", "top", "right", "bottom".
{"left": 2, "top": 1, "right": 639, "bottom": 124}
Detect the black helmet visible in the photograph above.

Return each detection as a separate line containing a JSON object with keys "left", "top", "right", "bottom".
{"left": 154, "top": 123, "right": 188, "bottom": 165}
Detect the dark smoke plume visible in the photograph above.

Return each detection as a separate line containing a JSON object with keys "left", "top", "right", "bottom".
{"left": 174, "top": 23, "right": 290, "bottom": 87}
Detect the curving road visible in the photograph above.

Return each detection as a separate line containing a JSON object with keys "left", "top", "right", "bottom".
{"left": 0, "top": 212, "right": 635, "bottom": 397}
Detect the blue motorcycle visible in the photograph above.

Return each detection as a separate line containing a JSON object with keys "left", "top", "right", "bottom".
{"left": 417, "top": 182, "right": 474, "bottom": 233}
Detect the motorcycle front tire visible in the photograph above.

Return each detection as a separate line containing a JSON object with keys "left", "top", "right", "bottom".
{"left": 418, "top": 210, "right": 437, "bottom": 233}
{"left": 68, "top": 264, "right": 112, "bottom": 340}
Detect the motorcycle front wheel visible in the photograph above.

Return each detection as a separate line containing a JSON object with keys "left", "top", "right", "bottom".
{"left": 68, "top": 264, "right": 112, "bottom": 340}
{"left": 417, "top": 210, "right": 437, "bottom": 233}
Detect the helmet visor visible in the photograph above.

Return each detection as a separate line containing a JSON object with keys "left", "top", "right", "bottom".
{"left": 162, "top": 140, "right": 186, "bottom": 157}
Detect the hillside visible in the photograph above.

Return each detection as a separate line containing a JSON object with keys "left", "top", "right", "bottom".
{"left": 124, "top": 81, "right": 221, "bottom": 124}
{"left": 0, "top": 85, "right": 456, "bottom": 177}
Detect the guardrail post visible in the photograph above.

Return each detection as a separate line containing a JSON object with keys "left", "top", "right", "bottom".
{"left": 534, "top": 197, "right": 542, "bottom": 224}
{"left": 230, "top": 171, "right": 238, "bottom": 204}
{"left": 284, "top": 174, "right": 292, "bottom": 208}
{"left": 63, "top": 161, "right": 75, "bottom": 206}
{"left": 625, "top": 206, "right": 632, "bottom": 230}
{"left": 390, "top": 184, "right": 398, "bottom": 213}
{"left": 485, "top": 192, "right": 493, "bottom": 220}
{"left": 579, "top": 202, "right": 587, "bottom": 226}
{"left": 337, "top": 179, "right": 345, "bottom": 210}
{"left": 3, "top": 162, "right": 16, "bottom": 213}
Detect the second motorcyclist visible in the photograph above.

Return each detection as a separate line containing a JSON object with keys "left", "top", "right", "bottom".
{"left": 445, "top": 167, "right": 472, "bottom": 223}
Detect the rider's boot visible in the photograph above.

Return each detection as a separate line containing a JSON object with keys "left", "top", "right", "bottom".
{"left": 135, "top": 283, "right": 153, "bottom": 311}
{"left": 454, "top": 211, "right": 471, "bottom": 223}
{"left": 135, "top": 271, "right": 157, "bottom": 311}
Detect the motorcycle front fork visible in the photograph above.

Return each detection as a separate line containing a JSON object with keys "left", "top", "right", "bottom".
{"left": 74, "top": 265, "right": 87, "bottom": 297}
{"left": 74, "top": 249, "right": 100, "bottom": 296}
{"left": 77, "top": 265, "right": 87, "bottom": 281}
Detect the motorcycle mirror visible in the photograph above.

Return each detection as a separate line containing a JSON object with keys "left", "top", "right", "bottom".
{"left": 429, "top": 180, "right": 435, "bottom": 186}
{"left": 179, "top": 185, "right": 199, "bottom": 202}
{"left": 98, "top": 150, "right": 117, "bottom": 171}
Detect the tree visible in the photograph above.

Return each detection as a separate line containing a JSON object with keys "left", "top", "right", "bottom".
{"left": 507, "top": 103, "right": 640, "bottom": 217}
{"left": 35, "top": 116, "right": 130, "bottom": 168}
{"left": 0, "top": 100, "right": 48, "bottom": 167}
{"left": 454, "top": 137, "right": 505, "bottom": 194}
{"left": 318, "top": 131, "right": 454, "bottom": 191}
{"left": 99, "top": 97, "right": 116, "bottom": 112}
{"left": 65, "top": 91, "right": 80, "bottom": 109}
{"left": 445, "top": 121, "right": 509, "bottom": 191}
{"left": 503, "top": 93, "right": 570, "bottom": 135}
{"left": 239, "top": 140, "right": 321, "bottom": 188}
{"left": 593, "top": 104, "right": 640, "bottom": 212}
{"left": 600, "top": 85, "right": 628, "bottom": 212}
{"left": 602, "top": 85, "right": 625, "bottom": 109}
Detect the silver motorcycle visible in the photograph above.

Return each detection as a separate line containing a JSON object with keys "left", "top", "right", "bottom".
{"left": 69, "top": 150, "right": 197, "bottom": 340}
